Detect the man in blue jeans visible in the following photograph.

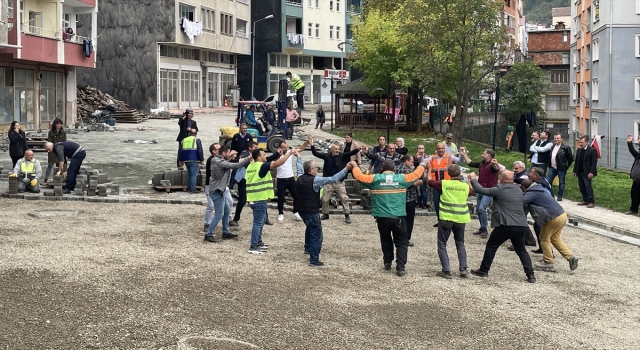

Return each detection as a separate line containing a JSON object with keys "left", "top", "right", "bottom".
{"left": 545, "top": 133, "right": 573, "bottom": 201}
{"left": 45, "top": 141, "right": 86, "bottom": 194}
{"left": 204, "top": 145, "right": 251, "bottom": 243}
{"left": 178, "top": 130, "right": 204, "bottom": 193}
{"left": 295, "top": 151, "right": 354, "bottom": 266}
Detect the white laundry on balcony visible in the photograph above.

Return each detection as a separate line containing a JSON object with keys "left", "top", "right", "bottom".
{"left": 287, "top": 33, "right": 306, "bottom": 45}
{"left": 182, "top": 17, "right": 203, "bottom": 44}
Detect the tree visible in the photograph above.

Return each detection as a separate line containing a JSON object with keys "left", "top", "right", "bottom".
{"left": 500, "top": 61, "right": 549, "bottom": 123}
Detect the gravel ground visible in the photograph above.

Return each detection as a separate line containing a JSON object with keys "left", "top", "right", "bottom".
{"left": 1, "top": 198, "right": 639, "bottom": 349}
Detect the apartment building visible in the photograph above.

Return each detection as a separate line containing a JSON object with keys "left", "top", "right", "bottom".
{"left": 0, "top": 0, "right": 97, "bottom": 131}
{"left": 503, "top": 0, "right": 524, "bottom": 62}
{"left": 237, "top": 0, "right": 358, "bottom": 105}
{"left": 527, "top": 22, "right": 571, "bottom": 136}
{"left": 76, "top": 0, "right": 251, "bottom": 111}
{"left": 570, "top": 0, "right": 640, "bottom": 166}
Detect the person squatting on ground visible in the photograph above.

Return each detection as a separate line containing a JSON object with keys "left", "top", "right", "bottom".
{"left": 246, "top": 148, "right": 294, "bottom": 254}
{"left": 545, "top": 133, "right": 573, "bottom": 201}
{"left": 178, "top": 129, "right": 204, "bottom": 193}
{"left": 520, "top": 179, "right": 579, "bottom": 274}
{"left": 468, "top": 170, "right": 536, "bottom": 283}
{"left": 394, "top": 155, "right": 421, "bottom": 247}
{"left": 310, "top": 137, "right": 360, "bottom": 224}
{"left": 204, "top": 145, "right": 251, "bottom": 243}
{"left": 44, "top": 141, "right": 86, "bottom": 194}
{"left": 506, "top": 162, "right": 538, "bottom": 251}
{"left": 275, "top": 139, "right": 308, "bottom": 223}
{"left": 295, "top": 152, "right": 354, "bottom": 266}
{"left": 44, "top": 118, "right": 67, "bottom": 183}
{"left": 353, "top": 159, "right": 428, "bottom": 277}
{"left": 572, "top": 136, "right": 598, "bottom": 208}
{"left": 626, "top": 134, "right": 640, "bottom": 216}
{"left": 425, "top": 142, "right": 461, "bottom": 227}
{"left": 459, "top": 147, "right": 505, "bottom": 237}
{"left": 176, "top": 109, "right": 198, "bottom": 167}
{"left": 10, "top": 150, "right": 42, "bottom": 193}
{"left": 203, "top": 143, "right": 233, "bottom": 233}
{"left": 426, "top": 163, "right": 473, "bottom": 279}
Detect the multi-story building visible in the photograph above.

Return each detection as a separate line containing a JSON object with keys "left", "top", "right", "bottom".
{"left": 237, "top": 0, "right": 358, "bottom": 105}
{"left": 0, "top": 0, "right": 97, "bottom": 131}
{"left": 503, "top": 0, "right": 524, "bottom": 62}
{"left": 527, "top": 21, "right": 571, "bottom": 136}
{"left": 570, "top": 0, "right": 640, "bottom": 167}
{"left": 552, "top": 7, "right": 571, "bottom": 27}
{"left": 76, "top": 0, "right": 251, "bottom": 111}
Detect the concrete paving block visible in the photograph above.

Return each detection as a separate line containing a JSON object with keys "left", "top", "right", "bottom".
{"left": 153, "top": 173, "right": 163, "bottom": 186}
{"left": 97, "top": 174, "right": 108, "bottom": 183}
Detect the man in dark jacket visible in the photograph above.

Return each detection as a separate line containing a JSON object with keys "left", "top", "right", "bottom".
{"left": 468, "top": 170, "right": 536, "bottom": 283}
{"left": 546, "top": 133, "right": 573, "bottom": 201}
{"left": 626, "top": 134, "right": 640, "bottom": 215}
{"left": 310, "top": 138, "right": 360, "bottom": 223}
{"left": 315, "top": 105, "right": 325, "bottom": 129}
{"left": 521, "top": 180, "right": 579, "bottom": 273}
{"left": 44, "top": 141, "right": 86, "bottom": 194}
{"left": 572, "top": 136, "right": 598, "bottom": 208}
{"left": 363, "top": 143, "right": 403, "bottom": 174}
{"left": 176, "top": 109, "right": 198, "bottom": 166}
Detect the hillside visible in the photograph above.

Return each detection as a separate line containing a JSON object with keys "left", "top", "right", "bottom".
{"left": 524, "top": 0, "right": 570, "bottom": 25}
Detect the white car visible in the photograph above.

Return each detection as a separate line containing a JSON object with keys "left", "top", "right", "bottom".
{"left": 262, "top": 93, "right": 298, "bottom": 109}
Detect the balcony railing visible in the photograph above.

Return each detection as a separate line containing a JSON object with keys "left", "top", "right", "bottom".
{"left": 25, "top": 26, "right": 60, "bottom": 40}
{"left": 236, "top": 31, "right": 248, "bottom": 39}
{"left": 237, "top": 0, "right": 249, "bottom": 4}
{"left": 286, "top": 0, "right": 302, "bottom": 5}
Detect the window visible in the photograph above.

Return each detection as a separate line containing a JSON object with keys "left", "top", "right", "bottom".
{"left": 180, "top": 71, "right": 199, "bottom": 104}
{"left": 633, "top": 121, "right": 640, "bottom": 143}
{"left": 179, "top": 3, "right": 195, "bottom": 21}
{"left": 336, "top": 26, "right": 341, "bottom": 40}
{"left": 315, "top": 0, "right": 319, "bottom": 7}
{"left": 160, "top": 69, "right": 178, "bottom": 103}
{"left": 546, "top": 95, "right": 570, "bottom": 111}
{"left": 550, "top": 69, "right": 568, "bottom": 83}
{"left": 592, "top": 79, "right": 599, "bottom": 101}
{"left": 572, "top": 82, "right": 578, "bottom": 100}
{"left": 572, "top": 49, "right": 578, "bottom": 69}
{"left": 220, "top": 73, "right": 234, "bottom": 97}
{"left": 0, "top": 68, "right": 15, "bottom": 124}
{"left": 346, "top": 24, "right": 353, "bottom": 39}
{"left": 180, "top": 48, "right": 200, "bottom": 60}
{"left": 160, "top": 45, "right": 178, "bottom": 57}
{"left": 27, "top": 11, "right": 43, "bottom": 35}
{"left": 220, "top": 13, "right": 233, "bottom": 35}
{"left": 40, "top": 71, "right": 64, "bottom": 122}
{"left": 208, "top": 51, "right": 218, "bottom": 62}
{"left": 308, "top": 0, "right": 311, "bottom": 5}
{"left": 594, "top": 0, "right": 600, "bottom": 22}
{"left": 593, "top": 40, "right": 599, "bottom": 61}
{"left": 62, "top": 13, "right": 70, "bottom": 30}
{"left": 562, "top": 52, "right": 570, "bottom": 64}
{"left": 290, "top": 55, "right": 311, "bottom": 68}
{"left": 563, "top": 32, "right": 568, "bottom": 42}
{"left": 637, "top": 0, "right": 640, "bottom": 14}
{"left": 329, "top": 25, "right": 333, "bottom": 39}
{"left": 635, "top": 77, "right": 640, "bottom": 100}
{"left": 636, "top": 34, "right": 640, "bottom": 58}
{"left": 577, "top": 49, "right": 581, "bottom": 71}
{"left": 585, "top": 44, "right": 591, "bottom": 68}
{"left": 308, "top": 23, "right": 312, "bottom": 37}
{"left": 330, "top": 0, "right": 333, "bottom": 10}
{"left": 236, "top": 19, "right": 247, "bottom": 38}
{"left": 315, "top": 24, "right": 320, "bottom": 37}
{"left": 270, "top": 54, "right": 287, "bottom": 67}
{"left": 220, "top": 54, "right": 233, "bottom": 63}
{"left": 201, "top": 7, "right": 215, "bottom": 31}
{"left": 337, "top": 0, "right": 340, "bottom": 11}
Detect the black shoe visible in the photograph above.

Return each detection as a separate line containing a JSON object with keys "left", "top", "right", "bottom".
{"left": 531, "top": 248, "right": 543, "bottom": 254}
{"left": 229, "top": 220, "right": 239, "bottom": 227}
{"left": 384, "top": 263, "right": 391, "bottom": 270}
{"left": 470, "top": 269, "right": 489, "bottom": 278}
{"left": 345, "top": 215, "right": 351, "bottom": 224}
{"left": 321, "top": 214, "right": 330, "bottom": 220}
{"left": 472, "top": 228, "right": 486, "bottom": 236}
{"left": 203, "top": 235, "right": 218, "bottom": 243}
{"left": 527, "top": 274, "right": 537, "bottom": 283}
{"left": 480, "top": 232, "right": 488, "bottom": 239}
{"left": 507, "top": 245, "right": 515, "bottom": 251}
{"left": 265, "top": 219, "right": 273, "bottom": 225}
{"left": 62, "top": 189, "right": 72, "bottom": 194}
{"left": 222, "top": 233, "right": 238, "bottom": 239}
{"left": 309, "top": 261, "right": 324, "bottom": 266}
{"left": 436, "top": 271, "right": 453, "bottom": 279}
{"left": 304, "top": 249, "right": 310, "bottom": 254}
{"left": 459, "top": 268, "right": 469, "bottom": 278}
{"left": 433, "top": 223, "right": 439, "bottom": 228}
{"left": 556, "top": 197, "right": 562, "bottom": 201}
{"left": 203, "top": 225, "right": 209, "bottom": 233}
{"left": 407, "top": 241, "right": 414, "bottom": 247}
{"left": 396, "top": 270, "right": 406, "bottom": 277}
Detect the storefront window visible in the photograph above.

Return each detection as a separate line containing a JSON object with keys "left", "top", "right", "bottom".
{"left": 14, "top": 69, "right": 35, "bottom": 127}
{"left": 40, "top": 71, "right": 63, "bottom": 122}
{"left": 0, "top": 68, "right": 14, "bottom": 124}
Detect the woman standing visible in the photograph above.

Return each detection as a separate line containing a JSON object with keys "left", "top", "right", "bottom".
{"left": 8, "top": 121, "right": 27, "bottom": 168}
{"left": 44, "top": 118, "right": 67, "bottom": 182}
{"left": 414, "top": 144, "right": 429, "bottom": 209}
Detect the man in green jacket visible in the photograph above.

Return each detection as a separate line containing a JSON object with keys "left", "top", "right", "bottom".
{"left": 352, "top": 159, "right": 428, "bottom": 276}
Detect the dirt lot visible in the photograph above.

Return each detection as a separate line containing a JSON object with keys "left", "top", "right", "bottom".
{"left": 1, "top": 198, "right": 639, "bottom": 349}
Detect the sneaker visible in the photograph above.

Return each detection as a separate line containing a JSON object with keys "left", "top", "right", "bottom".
{"left": 436, "top": 271, "right": 453, "bottom": 279}
{"left": 264, "top": 219, "right": 273, "bottom": 225}
{"left": 534, "top": 261, "right": 556, "bottom": 272}
{"left": 345, "top": 215, "right": 351, "bottom": 224}
{"left": 293, "top": 212, "right": 302, "bottom": 221}
{"left": 203, "top": 235, "right": 218, "bottom": 243}
{"left": 526, "top": 274, "right": 537, "bottom": 283}
{"left": 384, "top": 263, "right": 392, "bottom": 270}
{"left": 459, "top": 268, "right": 469, "bottom": 278}
{"left": 625, "top": 211, "right": 638, "bottom": 215}
{"left": 309, "top": 261, "right": 324, "bottom": 267}
{"left": 480, "top": 232, "right": 488, "bottom": 239}
{"left": 396, "top": 270, "right": 406, "bottom": 277}
{"left": 257, "top": 241, "right": 269, "bottom": 249}
{"left": 203, "top": 224, "right": 209, "bottom": 233}
{"left": 248, "top": 247, "right": 267, "bottom": 254}
{"left": 472, "top": 228, "right": 486, "bottom": 236}
{"left": 321, "top": 214, "right": 330, "bottom": 220}
{"left": 470, "top": 269, "right": 489, "bottom": 278}
{"left": 568, "top": 256, "right": 579, "bottom": 271}
{"left": 556, "top": 197, "right": 562, "bottom": 201}
{"left": 277, "top": 214, "right": 284, "bottom": 222}
{"left": 407, "top": 241, "right": 414, "bottom": 247}
{"left": 222, "top": 233, "right": 238, "bottom": 239}
{"left": 229, "top": 220, "right": 239, "bottom": 227}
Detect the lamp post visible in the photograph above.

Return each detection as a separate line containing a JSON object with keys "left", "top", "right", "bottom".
{"left": 492, "top": 77, "right": 500, "bottom": 150}
{"left": 251, "top": 14, "right": 274, "bottom": 99}
{"left": 337, "top": 40, "right": 353, "bottom": 82}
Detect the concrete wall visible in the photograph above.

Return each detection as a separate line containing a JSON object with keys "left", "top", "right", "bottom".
{"left": 303, "top": 0, "right": 344, "bottom": 53}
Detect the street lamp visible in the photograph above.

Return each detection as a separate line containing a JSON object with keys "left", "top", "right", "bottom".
{"left": 337, "top": 40, "right": 354, "bottom": 82}
{"left": 251, "top": 14, "right": 274, "bottom": 99}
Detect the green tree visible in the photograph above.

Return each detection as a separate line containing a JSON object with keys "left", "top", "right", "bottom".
{"left": 500, "top": 61, "right": 549, "bottom": 123}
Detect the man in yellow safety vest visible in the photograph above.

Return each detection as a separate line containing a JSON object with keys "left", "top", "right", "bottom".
{"left": 10, "top": 149, "right": 42, "bottom": 193}
{"left": 286, "top": 71, "right": 305, "bottom": 110}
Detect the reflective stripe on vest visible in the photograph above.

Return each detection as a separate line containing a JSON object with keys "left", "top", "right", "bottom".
{"left": 181, "top": 136, "right": 197, "bottom": 150}
{"left": 245, "top": 162, "right": 274, "bottom": 201}
{"left": 438, "top": 179, "right": 471, "bottom": 223}
{"left": 20, "top": 160, "right": 37, "bottom": 178}
{"left": 431, "top": 154, "right": 451, "bottom": 180}
{"left": 291, "top": 75, "right": 304, "bottom": 91}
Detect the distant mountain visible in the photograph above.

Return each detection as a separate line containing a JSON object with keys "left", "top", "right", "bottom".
{"left": 524, "top": 0, "right": 570, "bottom": 25}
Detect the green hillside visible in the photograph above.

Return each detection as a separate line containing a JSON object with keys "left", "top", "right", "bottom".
{"left": 524, "top": 0, "right": 570, "bottom": 25}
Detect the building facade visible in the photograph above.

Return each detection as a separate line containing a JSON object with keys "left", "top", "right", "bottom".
{"left": 527, "top": 23, "right": 571, "bottom": 137}
{"left": 237, "top": 0, "right": 358, "bottom": 105}
{"left": 570, "top": 0, "right": 640, "bottom": 168}
{"left": 0, "top": 0, "right": 97, "bottom": 131}
{"left": 77, "top": 0, "right": 251, "bottom": 111}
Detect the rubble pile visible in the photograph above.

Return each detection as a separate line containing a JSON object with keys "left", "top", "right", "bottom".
{"left": 77, "top": 86, "right": 148, "bottom": 123}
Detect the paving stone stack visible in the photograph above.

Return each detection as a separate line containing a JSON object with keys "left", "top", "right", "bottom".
{"left": 8, "top": 176, "right": 19, "bottom": 194}
{"left": 109, "top": 184, "right": 120, "bottom": 195}
{"left": 97, "top": 184, "right": 108, "bottom": 197}
{"left": 88, "top": 174, "right": 98, "bottom": 196}
{"left": 53, "top": 175, "right": 63, "bottom": 196}
{"left": 0, "top": 166, "right": 7, "bottom": 181}
{"left": 75, "top": 177, "right": 86, "bottom": 196}
{"left": 160, "top": 180, "right": 171, "bottom": 187}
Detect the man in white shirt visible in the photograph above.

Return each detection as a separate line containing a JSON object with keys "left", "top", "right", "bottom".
{"left": 530, "top": 130, "right": 553, "bottom": 174}
{"left": 276, "top": 139, "right": 309, "bottom": 222}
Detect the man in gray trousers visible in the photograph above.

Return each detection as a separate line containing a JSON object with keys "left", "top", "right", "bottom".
{"left": 467, "top": 170, "right": 536, "bottom": 283}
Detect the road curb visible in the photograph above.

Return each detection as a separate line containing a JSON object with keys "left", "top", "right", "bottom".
{"left": 565, "top": 214, "right": 640, "bottom": 240}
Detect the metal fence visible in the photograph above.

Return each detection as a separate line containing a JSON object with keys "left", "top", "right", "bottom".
{"left": 579, "top": 134, "right": 637, "bottom": 172}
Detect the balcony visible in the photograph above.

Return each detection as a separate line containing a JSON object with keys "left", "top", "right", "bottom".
{"left": 284, "top": 33, "right": 305, "bottom": 49}
{"left": 25, "top": 26, "right": 61, "bottom": 40}
{"left": 285, "top": 0, "right": 303, "bottom": 17}
{"left": 286, "top": 0, "right": 303, "bottom": 5}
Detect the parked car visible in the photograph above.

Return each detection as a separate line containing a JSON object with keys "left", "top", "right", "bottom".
{"left": 261, "top": 93, "right": 297, "bottom": 110}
